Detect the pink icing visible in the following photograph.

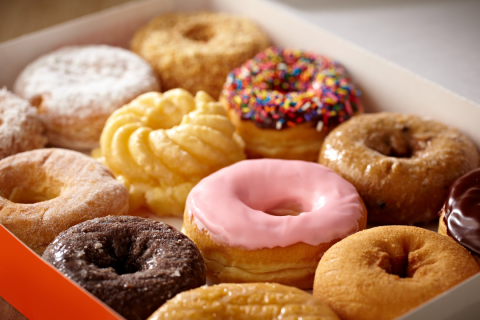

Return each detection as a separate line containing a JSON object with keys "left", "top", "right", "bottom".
{"left": 186, "top": 159, "right": 365, "bottom": 250}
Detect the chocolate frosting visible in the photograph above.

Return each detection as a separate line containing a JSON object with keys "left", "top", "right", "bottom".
{"left": 444, "top": 168, "right": 480, "bottom": 255}
{"left": 43, "top": 216, "right": 206, "bottom": 320}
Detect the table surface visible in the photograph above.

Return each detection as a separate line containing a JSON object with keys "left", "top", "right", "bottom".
{"left": 1, "top": 0, "right": 479, "bottom": 319}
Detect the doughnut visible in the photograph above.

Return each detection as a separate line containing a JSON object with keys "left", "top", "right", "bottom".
{"left": 96, "top": 89, "right": 245, "bottom": 217}
{"left": 148, "top": 283, "right": 340, "bottom": 320}
{"left": 42, "top": 216, "right": 206, "bottom": 320}
{"left": 439, "top": 168, "right": 480, "bottom": 266}
{"left": 183, "top": 159, "right": 367, "bottom": 289}
{"left": 13, "top": 45, "right": 159, "bottom": 150}
{"left": 220, "top": 47, "right": 363, "bottom": 161}
{"left": 319, "top": 112, "right": 479, "bottom": 225}
{"left": 0, "top": 149, "right": 128, "bottom": 255}
{"left": 131, "top": 12, "right": 269, "bottom": 99}
{"left": 313, "top": 226, "right": 480, "bottom": 320}
{"left": 0, "top": 88, "right": 47, "bottom": 159}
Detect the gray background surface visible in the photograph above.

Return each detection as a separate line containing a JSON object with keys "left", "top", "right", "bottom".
{"left": 272, "top": 0, "right": 480, "bottom": 105}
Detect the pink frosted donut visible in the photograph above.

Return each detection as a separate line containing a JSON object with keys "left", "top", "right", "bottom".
{"left": 183, "top": 159, "right": 367, "bottom": 289}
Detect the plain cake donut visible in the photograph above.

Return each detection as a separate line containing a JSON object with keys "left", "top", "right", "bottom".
{"left": 319, "top": 112, "right": 479, "bottom": 225}
{"left": 148, "top": 283, "right": 340, "bottom": 320}
{"left": 13, "top": 45, "right": 159, "bottom": 150}
{"left": 0, "top": 88, "right": 47, "bottom": 159}
{"left": 184, "top": 159, "right": 367, "bottom": 289}
{"left": 43, "top": 216, "right": 206, "bottom": 320}
{"left": 0, "top": 148, "right": 129, "bottom": 254}
{"left": 131, "top": 12, "right": 270, "bottom": 99}
{"left": 313, "top": 226, "right": 480, "bottom": 320}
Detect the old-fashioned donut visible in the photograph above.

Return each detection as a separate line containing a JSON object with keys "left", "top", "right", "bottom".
{"left": 221, "top": 47, "right": 362, "bottom": 161}
{"left": 0, "top": 88, "right": 47, "bottom": 159}
{"left": 131, "top": 12, "right": 269, "bottom": 99}
{"left": 319, "top": 112, "right": 479, "bottom": 224}
{"left": 184, "top": 159, "right": 367, "bottom": 289}
{"left": 0, "top": 148, "right": 128, "bottom": 254}
{"left": 313, "top": 226, "right": 480, "bottom": 320}
{"left": 148, "top": 283, "right": 340, "bottom": 320}
{"left": 439, "top": 168, "right": 480, "bottom": 266}
{"left": 42, "top": 216, "right": 206, "bottom": 320}
{"left": 13, "top": 45, "right": 159, "bottom": 150}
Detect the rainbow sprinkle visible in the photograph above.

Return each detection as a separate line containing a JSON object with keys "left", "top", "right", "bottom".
{"left": 221, "top": 47, "right": 362, "bottom": 130}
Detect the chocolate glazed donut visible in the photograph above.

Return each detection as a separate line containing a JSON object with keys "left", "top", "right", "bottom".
{"left": 42, "top": 216, "right": 206, "bottom": 320}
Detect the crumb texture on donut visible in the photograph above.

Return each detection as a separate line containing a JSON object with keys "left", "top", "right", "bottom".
{"left": 43, "top": 216, "right": 206, "bottom": 320}
{"left": 13, "top": 45, "right": 159, "bottom": 150}
{"left": 0, "top": 149, "right": 129, "bottom": 254}
{"left": 0, "top": 88, "right": 47, "bottom": 159}
{"left": 313, "top": 226, "right": 480, "bottom": 320}
{"left": 319, "top": 112, "right": 479, "bottom": 224}
{"left": 148, "top": 283, "right": 340, "bottom": 320}
{"left": 131, "top": 12, "right": 270, "bottom": 99}
{"left": 96, "top": 89, "right": 245, "bottom": 217}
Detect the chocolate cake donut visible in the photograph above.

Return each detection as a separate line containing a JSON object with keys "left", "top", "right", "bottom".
{"left": 42, "top": 216, "right": 206, "bottom": 320}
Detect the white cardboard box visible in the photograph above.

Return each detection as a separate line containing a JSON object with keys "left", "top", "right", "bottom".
{"left": 0, "top": 0, "right": 479, "bottom": 319}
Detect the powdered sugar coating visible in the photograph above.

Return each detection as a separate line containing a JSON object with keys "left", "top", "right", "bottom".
{"left": 0, "top": 88, "right": 47, "bottom": 159}
{"left": 13, "top": 45, "right": 160, "bottom": 150}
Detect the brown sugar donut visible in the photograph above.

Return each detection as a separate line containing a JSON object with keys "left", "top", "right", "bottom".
{"left": 0, "top": 88, "right": 47, "bottom": 159}
{"left": 313, "top": 226, "right": 480, "bottom": 320}
{"left": 439, "top": 168, "right": 480, "bottom": 266}
{"left": 43, "top": 216, "right": 206, "bottom": 320}
{"left": 148, "top": 283, "right": 340, "bottom": 320}
{"left": 13, "top": 45, "right": 159, "bottom": 150}
{"left": 319, "top": 112, "right": 479, "bottom": 225}
{"left": 0, "top": 149, "right": 129, "bottom": 254}
{"left": 131, "top": 12, "right": 269, "bottom": 99}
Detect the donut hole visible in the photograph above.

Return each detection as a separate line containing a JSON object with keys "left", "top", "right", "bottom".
{"left": 0, "top": 161, "right": 63, "bottom": 204}
{"left": 378, "top": 252, "right": 416, "bottom": 279}
{"left": 8, "top": 186, "right": 60, "bottom": 204}
{"left": 264, "top": 200, "right": 307, "bottom": 216}
{"left": 30, "top": 95, "right": 43, "bottom": 108}
{"left": 183, "top": 24, "right": 215, "bottom": 42}
{"left": 365, "top": 129, "right": 414, "bottom": 158}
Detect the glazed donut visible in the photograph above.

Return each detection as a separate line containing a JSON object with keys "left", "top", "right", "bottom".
{"left": 319, "top": 112, "right": 479, "bottom": 225}
{"left": 183, "top": 159, "right": 367, "bottom": 289}
{"left": 42, "top": 216, "right": 206, "bottom": 320}
{"left": 220, "top": 47, "right": 362, "bottom": 161}
{"left": 96, "top": 89, "right": 245, "bottom": 217}
{"left": 13, "top": 45, "right": 159, "bottom": 150}
{"left": 439, "top": 168, "right": 480, "bottom": 266}
{"left": 0, "top": 149, "right": 128, "bottom": 254}
{"left": 148, "top": 283, "right": 340, "bottom": 320}
{"left": 131, "top": 12, "right": 269, "bottom": 99}
{"left": 313, "top": 226, "right": 480, "bottom": 320}
{"left": 0, "top": 88, "right": 47, "bottom": 159}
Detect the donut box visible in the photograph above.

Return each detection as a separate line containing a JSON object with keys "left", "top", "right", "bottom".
{"left": 1, "top": 0, "right": 480, "bottom": 319}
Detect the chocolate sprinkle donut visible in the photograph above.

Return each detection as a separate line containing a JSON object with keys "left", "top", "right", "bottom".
{"left": 42, "top": 216, "right": 206, "bottom": 320}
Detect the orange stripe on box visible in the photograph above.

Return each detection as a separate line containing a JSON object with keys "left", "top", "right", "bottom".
{"left": 0, "top": 224, "right": 123, "bottom": 320}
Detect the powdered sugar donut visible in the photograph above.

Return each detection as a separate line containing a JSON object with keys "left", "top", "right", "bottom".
{"left": 0, "top": 88, "right": 47, "bottom": 159}
{"left": 14, "top": 45, "right": 160, "bottom": 150}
